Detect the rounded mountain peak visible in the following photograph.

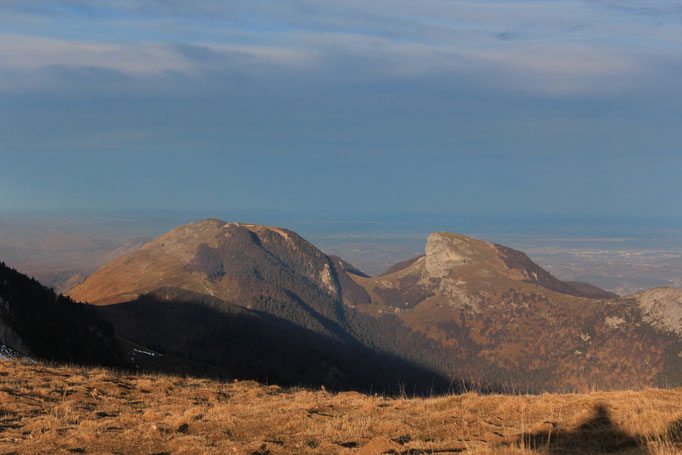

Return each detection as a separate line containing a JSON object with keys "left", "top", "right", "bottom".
{"left": 424, "top": 232, "right": 496, "bottom": 278}
{"left": 149, "top": 219, "right": 296, "bottom": 251}
{"left": 69, "top": 219, "right": 366, "bottom": 307}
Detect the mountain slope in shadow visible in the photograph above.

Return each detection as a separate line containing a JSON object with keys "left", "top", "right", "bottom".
{"left": 96, "top": 287, "right": 458, "bottom": 395}
{"left": 0, "top": 261, "right": 124, "bottom": 367}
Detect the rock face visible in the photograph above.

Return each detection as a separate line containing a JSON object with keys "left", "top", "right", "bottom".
{"left": 424, "top": 233, "right": 470, "bottom": 278}
{"left": 350, "top": 232, "right": 682, "bottom": 391}
{"left": 631, "top": 287, "right": 682, "bottom": 335}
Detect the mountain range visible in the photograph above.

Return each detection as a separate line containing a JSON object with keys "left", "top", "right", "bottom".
{"left": 61, "top": 219, "right": 682, "bottom": 392}
{"left": 1, "top": 217, "right": 680, "bottom": 393}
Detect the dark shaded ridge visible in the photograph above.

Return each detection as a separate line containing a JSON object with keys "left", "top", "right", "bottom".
{"left": 0, "top": 261, "right": 125, "bottom": 367}
{"left": 96, "top": 287, "right": 464, "bottom": 396}
{"left": 329, "top": 257, "right": 372, "bottom": 304}
{"left": 278, "top": 287, "right": 358, "bottom": 346}
{"left": 329, "top": 255, "right": 371, "bottom": 278}
{"left": 565, "top": 281, "right": 619, "bottom": 299}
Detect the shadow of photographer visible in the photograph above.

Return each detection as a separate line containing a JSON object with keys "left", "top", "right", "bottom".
{"left": 518, "top": 404, "right": 651, "bottom": 454}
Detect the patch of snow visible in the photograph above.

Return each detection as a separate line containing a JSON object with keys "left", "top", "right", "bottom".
{"left": 0, "top": 345, "right": 35, "bottom": 364}
{"left": 132, "top": 348, "right": 158, "bottom": 357}
{"left": 579, "top": 332, "right": 591, "bottom": 342}
{"left": 0, "top": 344, "right": 17, "bottom": 360}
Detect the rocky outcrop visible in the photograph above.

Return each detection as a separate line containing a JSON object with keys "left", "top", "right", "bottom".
{"left": 631, "top": 287, "right": 682, "bottom": 335}
{"left": 424, "top": 233, "right": 471, "bottom": 279}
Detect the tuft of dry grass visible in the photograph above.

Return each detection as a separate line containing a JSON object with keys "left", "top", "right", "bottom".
{"left": 0, "top": 359, "right": 680, "bottom": 454}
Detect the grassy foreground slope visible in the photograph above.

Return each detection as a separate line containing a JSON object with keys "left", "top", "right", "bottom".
{"left": 1, "top": 360, "right": 681, "bottom": 454}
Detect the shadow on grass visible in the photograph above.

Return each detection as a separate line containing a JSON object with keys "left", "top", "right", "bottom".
{"left": 519, "top": 404, "right": 650, "bottom": 454}
{"left": 661, "top": 417, "right": 682, "bottom": 447}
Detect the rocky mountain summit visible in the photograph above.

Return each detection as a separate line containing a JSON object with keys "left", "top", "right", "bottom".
{"left": 629, "top": 286, "right": 682, "bottom": 335}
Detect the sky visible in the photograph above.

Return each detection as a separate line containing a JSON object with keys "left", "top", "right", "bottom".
{"left": 1, "top": 0, "right": 681, "bottom": 221}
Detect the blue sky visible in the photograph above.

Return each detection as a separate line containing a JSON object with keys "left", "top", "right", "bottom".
{"left": 1, "top": 0, "right": 681, "bottom": 219}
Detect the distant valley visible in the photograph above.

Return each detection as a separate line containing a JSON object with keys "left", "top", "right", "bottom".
{"left": 517, "top": 243, "right": 682, "bottom": 296}
{"left": 0, "top": 219, "right": 149, "bottom": 293}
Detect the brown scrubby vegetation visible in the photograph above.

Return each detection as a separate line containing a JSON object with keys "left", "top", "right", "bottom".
{"left": 1, "top": 360, "right": 681, "bottom": 454}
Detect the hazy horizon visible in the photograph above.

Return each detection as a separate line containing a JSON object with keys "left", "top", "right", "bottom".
{"left": 2, "top": 209, "right": 681, "bottom": 293}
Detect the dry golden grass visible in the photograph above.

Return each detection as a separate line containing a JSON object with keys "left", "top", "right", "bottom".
{"left": 0, "top": 359, "right": 681, "bottom": 454}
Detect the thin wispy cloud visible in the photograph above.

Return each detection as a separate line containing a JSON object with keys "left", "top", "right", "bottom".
{"left": 1, "top": 0, "right": 680, "bottom": 216}
{"left": 1, "top": 0, "right": 680, "bottom": 96}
